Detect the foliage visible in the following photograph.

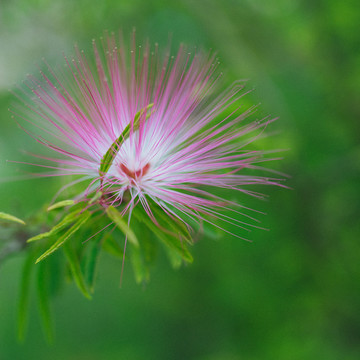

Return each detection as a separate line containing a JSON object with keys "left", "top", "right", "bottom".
{"left": 0, "top": 188, "right": 199, "bottom": 340}
{"left": 0, "top": 102, "right": 203, "bottom": 340}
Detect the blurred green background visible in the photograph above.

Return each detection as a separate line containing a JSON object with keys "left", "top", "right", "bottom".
{"left": 0, "top": 0, "right": 359, "bottom": 359}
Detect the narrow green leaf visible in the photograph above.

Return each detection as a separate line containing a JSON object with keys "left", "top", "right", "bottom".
{"left": 140, "top": 225, "right": 158, "bottom": 264}
{"left": 106, "top": 206, "right": 139, "bottom": 247}
{"left": 28, "top": 210, "right": 82, "bottom": 243}
{"left": 102, "top": 234, "right": 124, "bottom": 258}
{"left": 165, "top": 247, "right": 183, "bottom": 269}
{"left": 86, "top": 237, "right": 102, "bottom": 293}
{"left": 133, "top": 103, "right": 154, "bottom": 124}
{"left": 99, "top": 103, "right": 153, "bottom": 176}
{"left": 151, "top": 205, "right": 193, "bottom": 245}
{"left": 132, "top": 210, "right": 193, "bottom": 263}
{"left": 0, "top": 212, "right": 25, "bottom": 225}
{"left": 130, "top": 246, "right": 149, "bottom": 284}
{"left": 17, "top": 251, "right": 35, "bottom": 342}
{"left": 37, "top": 260, "right": 54, "bottom": 343}
{"left": 152, "top": 224, "right": 193, "bottom": 264}
{"left": 47, "top": 251, "right": 64, "bottom": 297}
{"left": 88, "top": 191, "right": 103, "bottom": 204}
{"left": 63, "top": 242, "right": 91, "bottom": 299}
{"left": 35, "top": 211, "right": 91, "bottom": 264}
{"left": 47, "top": 200, "right": 75, "bottom": 211}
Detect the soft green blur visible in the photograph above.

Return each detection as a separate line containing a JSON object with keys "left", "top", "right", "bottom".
{"left": 0, "top": 0, "right": 359, "bottom": 359}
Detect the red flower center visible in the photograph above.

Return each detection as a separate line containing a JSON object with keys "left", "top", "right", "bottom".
{"left": 120, "top": 163, "right": 150, "bottom": 181}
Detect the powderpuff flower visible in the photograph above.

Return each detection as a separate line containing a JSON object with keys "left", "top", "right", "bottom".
{"left": 13, "top": 33, "right": 282, "bottom": 237}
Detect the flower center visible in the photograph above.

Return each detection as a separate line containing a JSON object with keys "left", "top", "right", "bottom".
{"left": 120, "top": 163, "right": 150, "bottom": 182}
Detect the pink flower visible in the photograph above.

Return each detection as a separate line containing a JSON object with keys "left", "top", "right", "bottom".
{"left": 14, "top": 33, "right": 282, "bottom": 237}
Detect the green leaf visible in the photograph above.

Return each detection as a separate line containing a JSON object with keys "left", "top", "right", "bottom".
{"left": 63, "top": 242, "right": 91, "bottom": 299}
{"left": 17, "top": 251, "right": 35, "bottom": 342}
{"left": 152, "top": 224, "right": 193, "bottom": 264}
{"left": 99, "top": 103, "right": 153, "bottom": 176}
{"left": 37, "top": 260, "right": 54, "bottom": 343}
{"left": 35, "top": 211, "right": 91, "bottom": 264}
{"left": 88, "top": 191, "right": 103, "bottom": 204}
{"left": 132, "top": 210, "right": 193, "bottom": 264}
{"left": 102, "top": 234, "right": 124, "bottom": 258}
{"left": 165, "top": 247, "right": 183, "bottom": 269}
{"left": 47, "top": 200, "right": 75, "bottom": 211}
{"left": 140, "top": 225, "right": 158, "bottom": 264}
{"left": 106, "top": 206, "right": 139, "bottom": 247}
{"left": 0, "top": 212, "right": 25, "bottom": 225}
{"left": 47, "top": 251, "right": 64, "bottom": 297}
{"left": 151, "top": 205, "right": 193, "bottom": 245}
{"left": 86, "top": 236, "right": 102, "bottom": 293}
{"left": 130, "top": 246, "right": 149, "bottom": 284}
{"left": 28, "top": 210, "right": 83, "bottom": 243}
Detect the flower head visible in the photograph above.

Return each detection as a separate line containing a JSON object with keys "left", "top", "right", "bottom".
{"left": 14, "top": 33, "right": 282, "bottom": 237}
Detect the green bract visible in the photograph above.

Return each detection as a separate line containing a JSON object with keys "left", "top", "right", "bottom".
{"left": 99, "top": 104, "right": 154, "bottom": 177}
{"left": 0, "top": 212, "right": 25, "bottom": 225}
